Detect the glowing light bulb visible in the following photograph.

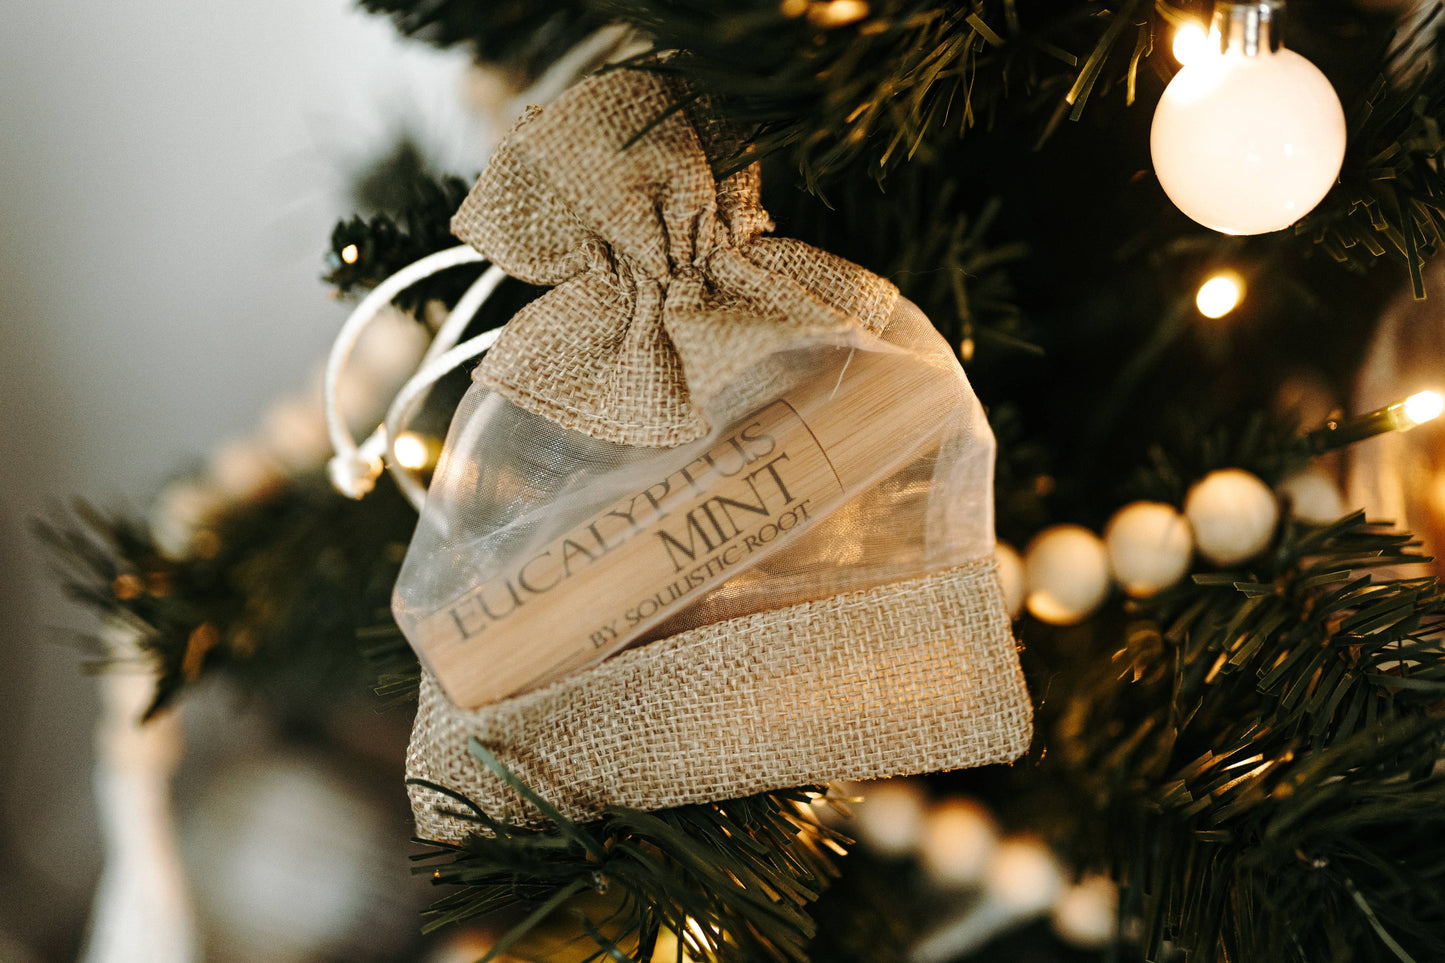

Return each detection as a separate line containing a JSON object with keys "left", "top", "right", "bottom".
{"left": 340, "top": 243, "right": 360, "bottom": 265}
{"left": 392, "top": 432, "right": 430, "bottom": 470}
{"left": 1172, "top": 23, "right": 1210, "bottom": 65}
{"left": 1404, "top": 390, "right": 1444, "bottom": 426}
{"left": 1195, "top": 273, "right": 1244, "bottom": 317}
{"left": 807, "top": 0, "right": 870, "bottom": 28}
{"left": 1151, "top": 3, "right": 1346, "bottom": 236}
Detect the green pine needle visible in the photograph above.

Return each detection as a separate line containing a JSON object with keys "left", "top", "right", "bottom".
{"left": 411, "top": 752, "right": 847, "bottom": 963}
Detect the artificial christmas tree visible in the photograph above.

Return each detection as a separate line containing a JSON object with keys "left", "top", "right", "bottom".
{"left": 43, "top": 0, "right": 1445, "bottom": 960}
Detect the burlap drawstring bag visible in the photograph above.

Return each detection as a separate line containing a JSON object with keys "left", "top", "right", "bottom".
{"left": 394, "top": 68, "right": 1032, "bottom": 840}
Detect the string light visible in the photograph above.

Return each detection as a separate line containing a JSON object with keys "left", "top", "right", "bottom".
{"left": 1195, "top": 272, "right": 1244, "bottom": 318}
{"left": 806, "top": 0, "right": 870, "bottom": 27}
{"left": 1172, "top": 22, "right": 1210, "bottom": 65}
{"left": 1403, "top": 390, "right": 1444, "bottom": 427}
{"left": 392, "top": 432, "right": 432, "bottom": 470}
{"left": 340, "top": 243, "right": 360, "bottom": 265}
{"left": 1303, "top": 389, "right": 1444, "bottom": 453}
{"left": 1151, "top": 1, "right": 1347, "bottom": 235}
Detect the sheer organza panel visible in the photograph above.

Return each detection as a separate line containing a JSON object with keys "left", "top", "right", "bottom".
{"left": 393, "top": 297, "right": 996, "bottom": 709}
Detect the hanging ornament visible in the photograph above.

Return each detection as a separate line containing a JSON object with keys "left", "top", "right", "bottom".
{"left": 1023, "top": 525, "right": 1112, "bottom": 625}
{"left": 1103, "top": 501, "right": 1195, "bottom": 598}
{"left": 1151, "top": 1, "right": 1347, "bottom": 235}
{"left": 374, "top": 68, "right": 1033, "bottom": 836}
{"left": 1184, "top": 468, "right": 1280, "bottom": 565}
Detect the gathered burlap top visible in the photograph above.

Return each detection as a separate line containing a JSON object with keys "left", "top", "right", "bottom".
{"left": 450, "top": 67, "right": 898, "bottom": 447}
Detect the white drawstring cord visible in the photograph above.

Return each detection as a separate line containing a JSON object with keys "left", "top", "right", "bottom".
{"left": 323, "top": 244, "right": 501, "bottom": 501}
{"left": 381, "top": 324, "right": 504, "bottom": 509}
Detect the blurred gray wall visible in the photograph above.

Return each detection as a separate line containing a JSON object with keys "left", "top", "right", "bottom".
{"left": 0, "top": 3, "right": 478, "bottom": 956}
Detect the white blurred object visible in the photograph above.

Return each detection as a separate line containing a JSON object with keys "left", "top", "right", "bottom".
{"left": 986, "top": 838, "right": 1066, "bottom": 916}
{"left": 851, "top": 779, "right": 928, "bottom": 858}
{"left": 1104, "top": 501, "right": 1194, "bottom": 598}
{"left": 1278, "top": 469, "right": 1347, "bottom": 525}
{"left": 150, "top": 479, "right": 228, "bottom": 560}
{"left": 1051, "top": 875, "right": 1119, "bottom": 949}
{"left": 1349, "top": 262, "right": 1445, "bottom": 579}
{"left": 912, "top": 837, "right": 1064, "bottom": 963}
{"left": 427, "top": 931, "right": 503, "bottom": 963}
{"left": 1023, "top": 525, "right": 1111, "bottom": 625}
{"left": 81, "top": 625, "right": 198, "bottom": 963}
{"left": 259, "top": 394, "right": 334, "bottom": 473}
{"left": 183, "top": 750, "right": 408, "bottom": 963}
{"left": 993, "top": 542, "right": 1025, "bottom": 619}
{"left": 917, "top": 798, "right": 998, "bottom": 888}
{"left": 206, "top": 437, "right": 287, "bottom": 503}
{"left": 1185, "top": 469, "right": 1279, "bottom": 565}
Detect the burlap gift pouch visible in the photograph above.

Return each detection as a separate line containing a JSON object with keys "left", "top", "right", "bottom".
{"left": 394, "top": 68, "right": 1032, "bottom": 841}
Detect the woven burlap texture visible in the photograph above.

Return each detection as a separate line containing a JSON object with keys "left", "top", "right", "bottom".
{"left": 408, "top": 558, "right": 1033, "bottom": 840}
{"left": 450, "top": 68, "right": 899, "bottom": 448}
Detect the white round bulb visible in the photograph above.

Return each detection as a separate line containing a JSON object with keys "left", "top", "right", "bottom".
{"left": 1151, "top": 47, "right": 1346, "bottom": 235}
{"left": 852, "top": 779, "right": 927, "bottom": 858}
{"left": 1104, "top": 501, "right": 1194, "bottom": 598}
{"left": 917, "top": 797, "right": 999, "bottom": 887}
{"left": 1023, "top": 525, "right": 1112, "bottom": 625}
{"left": 994, "top": 542, "right": 1025, "bottom": 619}
{"left": 1051, "top": 875, "right": 1119, "bottom": 949}
{"left": 985, "top": 837, "right": 1064, "bottom": 917}
{"left": 1278, "top": 469, "right": 1346, "bottom": 525}
{"left": 1185, "top": 469, "right": 1279, "bottom": 565}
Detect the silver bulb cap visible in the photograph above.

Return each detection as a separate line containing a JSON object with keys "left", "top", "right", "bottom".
{"left": 1212, "top": 0, "right": 1285, "bottom": 57}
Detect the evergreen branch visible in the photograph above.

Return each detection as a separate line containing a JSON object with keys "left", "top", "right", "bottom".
{"left": 413, "top": 756, "right": 846, "bottom": 963}
{"left": 608, "top": 0, "right": 1159, "bottom": 190}
{"left": 324, "top": 150, "right": 481, "bottom": 311}
{"left": 1049, "top": 512, "right": 1445, "bottom": 962}
{"left": 1295, "top": 5, "right": 1445, "bottom": 296}
{"left": 1121, "top": 410, "right": 1315, "bottom": 506}
{"left": 35, "top": 475, "right": 419, "bottom": 718}
{"left": 355, "top": 0, "right": 608, "bottom": 80}
{"left": 768, "top": 162, "right": 1031, "bottom": 361}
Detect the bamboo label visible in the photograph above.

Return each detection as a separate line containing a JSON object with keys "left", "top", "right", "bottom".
{"left": 413, "top": 345, "right": 964, "bottom": 708}
{"left": 414, "top": 400, "right": 844, "bottom": 705}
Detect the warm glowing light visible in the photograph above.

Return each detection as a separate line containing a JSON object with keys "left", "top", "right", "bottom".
{"left": 393, "top": 433, "right": 430, "bottom": 470}
{"left": 1195, "top": 273, "right": 1244, "bottom": 318}
{"left": 1151, "top": 49, "right": 1347, "bottom": 235}
{"left": 340, "top": 243, "right": 360, "bottom": 265}
{"left": 1172, "top": 23, "right": 1210, "bottom": 66}
{"left": 1404, "top": 390, "right": 1444, "bottom": 426}
{"left": 807, "top": 0, "right": 870, "bottom": 28}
